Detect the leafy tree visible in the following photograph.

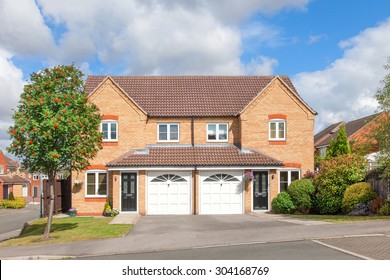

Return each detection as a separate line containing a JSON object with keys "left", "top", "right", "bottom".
{"left": 326, "top": 125, "right": 350, "bottom": 158}
{"left": 7, "top": 65, "right": 102, "bottom": 240}
{"left": 374, "top": 58, "right": 390, "bottom": 179}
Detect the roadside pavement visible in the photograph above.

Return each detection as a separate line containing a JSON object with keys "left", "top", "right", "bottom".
{"left": 0, "top": 213, "right": 389, "bottom": 260}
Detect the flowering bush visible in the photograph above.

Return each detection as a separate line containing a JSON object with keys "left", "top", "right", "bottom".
{"left": 243, "top": 171, "right": 254, "bottom": 182}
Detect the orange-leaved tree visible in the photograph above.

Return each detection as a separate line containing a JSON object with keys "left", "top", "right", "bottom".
{"left": 8, "top": 65, "right": 102, "bottom": 240}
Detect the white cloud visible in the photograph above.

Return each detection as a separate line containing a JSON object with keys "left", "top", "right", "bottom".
{"left": 308, "top": 34, "right": 326, "bottom": 44}
{"left": 34, "top": 0, "right": 307, "bottom": 75}
{"left": 293, "top": 18, "right": 390, "bottom": 132}
{"left": 0, "top": 0, "right": 55, "bottom": 56}
{"left": 0, "top": 50, "right": 25, "bottom": 152}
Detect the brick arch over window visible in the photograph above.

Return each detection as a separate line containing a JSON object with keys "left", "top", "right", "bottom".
{"left": 268, "top": 114, "right": 286, "bottom": 120}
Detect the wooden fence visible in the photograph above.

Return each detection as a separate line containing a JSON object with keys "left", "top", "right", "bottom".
{"left": 42, "top": 178, "right": 72, "bottom": 217}
{"left": 366, "top": 171, "right": 389, "bottom": 200}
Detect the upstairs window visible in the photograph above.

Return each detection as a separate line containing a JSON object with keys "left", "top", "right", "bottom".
{"left": 101, "top": 120, "right": 118, "bottom": 142}
{"left": 158, "top": 123, "right": 179, "bottom": 142}
{"left": 0, "top": 165, "right": 4, "bottom": 174}
{"left": 207, "top": 123, "right": 228, "bottom": 142}
{"left": 269, "top": 119, "right": 286, "bottom": 140}
{"left": 33, "top": 174, "right": 39, "bottom": 180}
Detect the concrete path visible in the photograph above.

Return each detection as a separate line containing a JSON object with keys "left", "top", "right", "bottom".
{"left": 0, "top": 214, "right": 390, "bottom": 259}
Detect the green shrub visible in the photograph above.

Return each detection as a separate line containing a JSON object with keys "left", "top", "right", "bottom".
{"left": 342, "top": 182, "right": 376, "bottom": 214}
{"left": 1, "top": 197, "right": 26, "bottom": 209}
{"left": 287, "top": 179, "right": 315, "bottom": 214}
{"left": 8, "top": 192, "right": 15, "bottom": 201}
{"left": 271, "top": 192, "right": 296, "bottom": 214}
{"left": 379, "top": 200, "right": 390, "bottom": 216}
{"left": 314, "top": 153, "right": 367, "bottom": 214}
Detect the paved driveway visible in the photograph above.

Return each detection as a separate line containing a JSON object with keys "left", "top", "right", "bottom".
{"left": 131, "top": 214, "right": 294, "bottom": 235}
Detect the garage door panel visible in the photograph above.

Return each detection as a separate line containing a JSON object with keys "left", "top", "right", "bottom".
{"left": 148, "top": 172, "right": 191, "bottom": 215}
{"left": 200, "top": 172, "right": 243, "bottom": 215}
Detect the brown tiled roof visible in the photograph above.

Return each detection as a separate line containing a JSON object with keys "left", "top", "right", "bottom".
{"left": 315, "top": 112, "right": 382, "bottom": 147}
{"left": 107, "top": 145, "right": 283, "bottom": 167}
{"left": 85, "top": 75, "right": 308, "bottom": 117}
{"left": 0, "top": 175, "right": 29, "bottom": 184}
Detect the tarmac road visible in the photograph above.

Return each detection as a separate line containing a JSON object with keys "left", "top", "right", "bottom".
{"left": 0, "top": 204, "right": 40, "bottom": 239}
{"left": 77, "top": 239, "right": 362, "bottom": 260}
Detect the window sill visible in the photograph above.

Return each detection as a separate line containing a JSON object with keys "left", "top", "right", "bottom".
{"left": 269, "top": 140, "right": 286, "bottom": 145}
{"left": 207, "top": 140, "right": 228, "bottom": 142}
{"left": 85, "top": 197, "right": 107, "bottom": 202}
{"left": 102, "top": 142, "right": 118, "bottom": 146}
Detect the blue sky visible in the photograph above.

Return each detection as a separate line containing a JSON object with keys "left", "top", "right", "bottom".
{"left": 1, "top": 0, "right": 390, "bottom": 153}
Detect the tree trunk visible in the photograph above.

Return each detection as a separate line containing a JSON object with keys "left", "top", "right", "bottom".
{"left": 42, "top": 174, "right": 55, "bottom": 240}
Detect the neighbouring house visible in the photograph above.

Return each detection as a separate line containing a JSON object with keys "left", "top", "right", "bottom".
{"left": 314, "top": 112, "right": 387, "bottom": 169}
{"left": 71, "top": 75, "right": 316, "bottom": 216}
{"left": 0, "top": 150, "right": 30, "bottom": 200}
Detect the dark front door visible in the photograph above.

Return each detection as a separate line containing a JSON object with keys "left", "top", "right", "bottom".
{"left": 121, "top": 173, "right": 137, "bottom": 211}
{"left": 2, "top": 185, "right": 9, "bottom": 200}
{"left": 253, "top": 171, "right": 269, "bottom": 210}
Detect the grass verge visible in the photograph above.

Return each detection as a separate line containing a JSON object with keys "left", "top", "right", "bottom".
{"left": 0, "top": 217, "right": 132, "bottom": 247}
{"left": 289, "top": 215, "right": 390, "bottom": 223}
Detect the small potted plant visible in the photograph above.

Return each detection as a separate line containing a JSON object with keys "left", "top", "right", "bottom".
{"left": 68, "top": 208, "right": 77, "bottom": 217}
{"left": 243, "top": 171, "right": 254, "bottom": 183}
{"left": 103, "top": 200, "right": 112, "bottom": 217}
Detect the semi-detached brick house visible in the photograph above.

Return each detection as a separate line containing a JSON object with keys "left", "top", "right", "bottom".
{"left": 72, "top": 75, "right": 317, "bottom": 216}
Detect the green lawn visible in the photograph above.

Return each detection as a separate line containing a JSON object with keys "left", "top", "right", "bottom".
{"left": 290, "top": 214, "right": 390, "bottom": 223}
{"left": 0, "top": 217, "right": 132, "bottom": 247}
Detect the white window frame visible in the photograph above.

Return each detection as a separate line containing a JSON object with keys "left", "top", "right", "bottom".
{"left": 101, "top": 120, "right": 118, "bottom": 142}
{"left": 157, "top": 123, "right": 180, "bottom": 142}
{"left": 269, "top": 119, "right": 286, "bottom": 141}
{"left": 85, "top": 170, "right": 108, "bottom": 197}
{"left": 278, "top": 169, "right": 300, "bottom": 193}
{"left": 0, "top": 165, "right": 4, "bottom": 174}
{"left": 207, "top": 123, "right": 229, "bottom": 142}
{"left": 33, "top": 174, "right": 39, "bottom": 180}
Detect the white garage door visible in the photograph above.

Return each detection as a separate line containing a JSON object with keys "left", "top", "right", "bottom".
{"left": 147, "top": 172, "right": 191, "bottom": 215}
{"left": 200, "top": 172, "right": 243, "bottom": 214}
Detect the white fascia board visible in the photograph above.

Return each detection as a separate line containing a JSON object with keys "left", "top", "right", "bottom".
{"left": 107, "top": 166, "right": 195, "bottom": 171}
{"left": 196, "top": 166, "right": 278, "bottom": 170}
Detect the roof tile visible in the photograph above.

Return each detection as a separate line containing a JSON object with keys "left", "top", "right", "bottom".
{"left": 107, "top": 145, "right": 283, "bottom": 167}
{"left": 85, "top": 76, "right": 299, "bottom": 117}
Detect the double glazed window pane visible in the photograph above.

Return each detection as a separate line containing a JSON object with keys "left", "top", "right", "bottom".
{"left": 98, "top": 173, "right": 107, "bottom": 195}
{"left": 159, "top": 124, "right": 168, "bottom": 141}
{"left": 270, "top": 123, "right": 277, "bottom": 139}
{"left": 219, "top": 124, "right": 227, "bottom": 140}
{"left": 170, "top": 124, "right": 178, "bottom": 141}
{"left": 102, "top": 123, "right": 109, "bottom": 140}
{"left": 87, "top": 173, "right": 96, "bottom": 195}
{"left": 208, "top": 124, "right": 217, "bottom": 140}
{"left": 279, "top": 171, "right": 288, "bottom": 192}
